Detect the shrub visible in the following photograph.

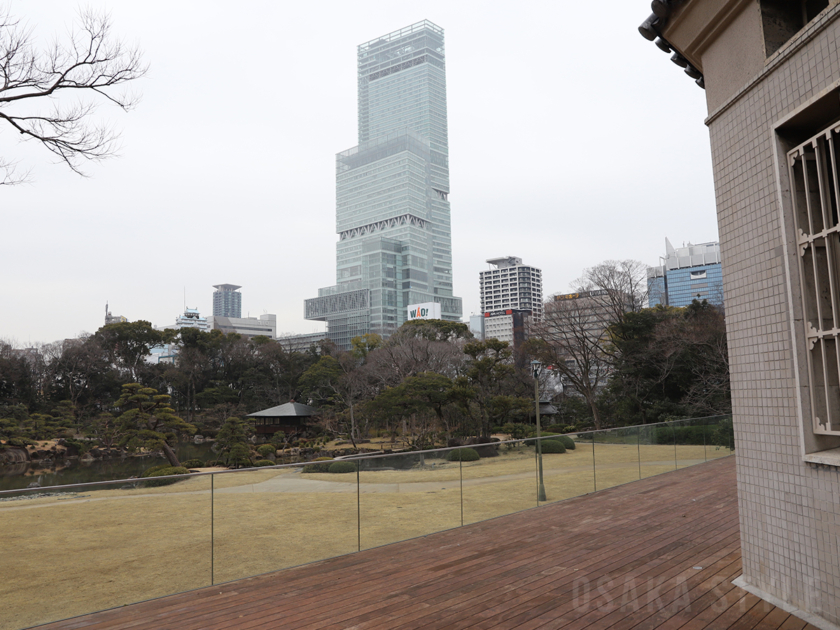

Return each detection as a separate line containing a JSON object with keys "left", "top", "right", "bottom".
{"left": 253, "top": 459, "right": 275, "bottom": 467}
{"left": 141, "top": 463, "right": 173, "bottom": 476}
{"left": 302, "top": 457, "right": 334, "bottom": 473}
{"left": 539, "top": 440, "right": 566, "bottom": 454}
{"left": 63, "top": 438, "right": 91, "bottom": 455}
{"left": 447, "top": 447, "right": 480, "bottom": 462}
{"left": 546, "top": 435, "right": 576, "bottom": 450}
{"left": 256, "top": 444, "right": 276, "bottom": 458}
{"left": 328, "top": 461, "right": 358, "bottom": 474}
{"left": 141, "top": 466, "right": 189, "bottom": 487}
{"left": 501, "top": 423, "right": 535, "bottom": 440}
{"left": 181, "top": 458, "right": 205, "bottom": 468}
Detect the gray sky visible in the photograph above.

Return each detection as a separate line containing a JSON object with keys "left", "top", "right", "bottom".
{"left": 1, "top": 1, "right": 717, "bottom": 344}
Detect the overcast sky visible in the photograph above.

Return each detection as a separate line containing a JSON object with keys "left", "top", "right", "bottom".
{"left": 1, "top": 1, "right": 717, "bottom": 345}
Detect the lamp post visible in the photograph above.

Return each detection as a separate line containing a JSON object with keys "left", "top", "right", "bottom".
{"left": 531, "top": 360, "right": 547, "bottom": 502}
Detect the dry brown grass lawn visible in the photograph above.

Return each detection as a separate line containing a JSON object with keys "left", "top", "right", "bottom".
{"left": 0, "top": 443, "right": 732, "bottom": 630}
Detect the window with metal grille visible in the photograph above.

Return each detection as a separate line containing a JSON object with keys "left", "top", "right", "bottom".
{"left": 788, "top": 124, "right": 840, "bottom": 436}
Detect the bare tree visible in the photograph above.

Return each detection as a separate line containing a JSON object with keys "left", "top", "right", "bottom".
{"left": 528, "top": 295, "right": 614, "bottom": 429}
{"left": 0, "top": 5, "right": 147, "bottom": 184}
{"left": 364, "top": 335, "right": 464, "bottom": 388}
{"left": 527, "top": 260, "right": 646, "bottom": 429}
{"left": 574, "top": 259, "right": 648, "bottom": 323}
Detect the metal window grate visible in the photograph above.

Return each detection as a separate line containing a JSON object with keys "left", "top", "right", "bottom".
{"left": 788, "top": 123, "right": 840, "bottom": 435}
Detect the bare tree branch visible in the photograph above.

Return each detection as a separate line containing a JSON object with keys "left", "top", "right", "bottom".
{"left": 0, "top": 4, "right": 147, "bottom": 183}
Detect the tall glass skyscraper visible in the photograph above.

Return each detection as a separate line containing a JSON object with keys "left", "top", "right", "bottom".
{"left": 305, "top": 20, "right": 462, "bottom": 349}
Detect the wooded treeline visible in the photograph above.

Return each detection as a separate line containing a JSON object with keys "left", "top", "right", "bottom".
{"left": 1, "top": 297, "right": 730, "bottom": 449}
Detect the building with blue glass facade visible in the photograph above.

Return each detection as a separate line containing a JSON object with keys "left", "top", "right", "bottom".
{"left": 304, "top": 20, "right": 462, "bottom": 350}
{"left": 647, "top": 238, "right": 723, "bottom": 308}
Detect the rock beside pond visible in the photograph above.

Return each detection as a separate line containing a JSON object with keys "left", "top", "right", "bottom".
{"left": 193, "top": 435, "right": 205, "bottom": 444}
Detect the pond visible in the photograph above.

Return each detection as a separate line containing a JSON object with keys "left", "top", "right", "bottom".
{"left": 0, "top": 443, "right": 217, "bottom": 493}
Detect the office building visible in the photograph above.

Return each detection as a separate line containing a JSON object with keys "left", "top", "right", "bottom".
{"left": 304, "top": 21, "right": 462, "bottom": 350}
{"left": 276, "top": 332, "right": 329, "bottom": 353}
{"left": 479, "top": 257, "right": 543, "bottom": 343}
{"left": 213, "top": 284, "right": 242, "bottom": 318}
{"left": 646, "top": 238, "right": 723, "bottom": 307}
{"left": 207, "top": 314, "right": 276, "bottom": 338}
{"left": 547, "top": 289, "right": 632, "bottom": 340}
{"left": 640, "top": 1, "right": 840, "bottom": 624}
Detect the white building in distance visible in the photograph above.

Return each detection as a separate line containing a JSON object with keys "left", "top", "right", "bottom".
{"left": 479, "top": 256, "right": 543, "bottom": 343}
{"left": 207, "top": 314, "right": 277, "bottom": 338}
{"left": 156, "top": 308, "right": 209, "bottom": 333}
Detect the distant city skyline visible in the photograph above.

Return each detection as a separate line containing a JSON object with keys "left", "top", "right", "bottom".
{"left": 1, "top": 1, "right": 718, "bottom": 344}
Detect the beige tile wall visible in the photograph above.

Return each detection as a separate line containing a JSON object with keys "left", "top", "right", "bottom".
{"left": 707, "top": 10, "right": 840, "bottom": 626}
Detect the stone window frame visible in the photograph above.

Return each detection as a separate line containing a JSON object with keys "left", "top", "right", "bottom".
{"left": 774, "top": 81, "right": 840, "bottom": 465}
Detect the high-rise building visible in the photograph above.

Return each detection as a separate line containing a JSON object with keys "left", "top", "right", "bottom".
{"left": 213, "top": 284, "right": 242, "bottom": 318}
{"left": 304, "top": 20, "right": 462, "bottom": 350}
{"left": 646, "top": 238, "right": 723, "bottom": 307}
{"left": 479, "top": 257, "right": 543, "bottom": 344}
{"left": 480, "top": 257, "right": 543, "bottom": 317}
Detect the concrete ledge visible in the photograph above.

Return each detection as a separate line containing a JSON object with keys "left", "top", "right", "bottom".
{"left": 804, "top": 446, "right": 840, "bottom": 468}
{"left": 733, "top": 576, "right": 840, "bottom": 630}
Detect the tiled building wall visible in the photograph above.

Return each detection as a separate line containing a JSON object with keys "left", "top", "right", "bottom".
{"left": 707, "top": 9, "right": 840, "bottom": 624}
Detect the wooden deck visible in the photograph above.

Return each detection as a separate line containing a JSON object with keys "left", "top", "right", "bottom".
{"left": 39, "top": 457, "right": 817, "bottom": 630}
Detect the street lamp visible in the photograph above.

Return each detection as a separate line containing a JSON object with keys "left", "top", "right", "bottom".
{"left": 531, "top": 360, "right": 547, "bottom": 502}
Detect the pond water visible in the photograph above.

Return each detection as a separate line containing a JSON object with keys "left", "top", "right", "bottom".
{"left": 0, "top": 443, "right": 217, "bottom": 493}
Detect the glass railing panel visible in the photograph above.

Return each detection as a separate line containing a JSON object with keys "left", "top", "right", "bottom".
{"left": 0, "top": 474, "right": 212, "bottom": 630}
{"left": 590, "top": 426, "right": 643, "bottom": 491}
{"left": 705, "top": 415, "right": 735, "bottom": 460}
{"left": 638, "top": 422, "right": 678, "bottom": 479}
{"left": 212, "top": 464, "right": 357, "bottom": 584}
{"left": 535, "top": 433, "right": 595, "bottom": 505}
{"left": 673, "top": 418, "right": 709, "bottom": 469}
{"left": 461, "top": 440, "right": 538, "bottom": 525}
{"left": 358, "top": 450, "right": 460, "bottom": 551}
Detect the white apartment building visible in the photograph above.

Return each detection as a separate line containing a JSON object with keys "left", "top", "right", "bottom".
{"left": 156, "top": 308, "right": 209, "bottom": 333}
{"left": 479, "top": 257, "right": 543, "bottom": 343}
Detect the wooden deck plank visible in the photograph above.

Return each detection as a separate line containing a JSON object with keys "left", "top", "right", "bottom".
{"left": 35, "top": 457, "right": 820, "bottom": 630}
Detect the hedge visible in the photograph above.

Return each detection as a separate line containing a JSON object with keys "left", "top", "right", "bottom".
{"left": 539, "top": 440, "right": 566, "bottom": 454}
{"left": 447, "top": 447, "right": 480, "bottom": 462}
{"left": 545, "top": 435, "right": 576, "bottom": 450}
{"left": 302, "top": 457, "right": 334, "bottom": 473}
{"left": 577, "top": 422, "right": 733, "bottom": 447}
{"left": 328, "top": 461, "right": 358, "bottom": 474}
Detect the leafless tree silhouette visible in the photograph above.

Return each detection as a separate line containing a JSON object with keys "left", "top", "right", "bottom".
{"left": 0, "top": 5, "right": 146, "bottom": 184}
